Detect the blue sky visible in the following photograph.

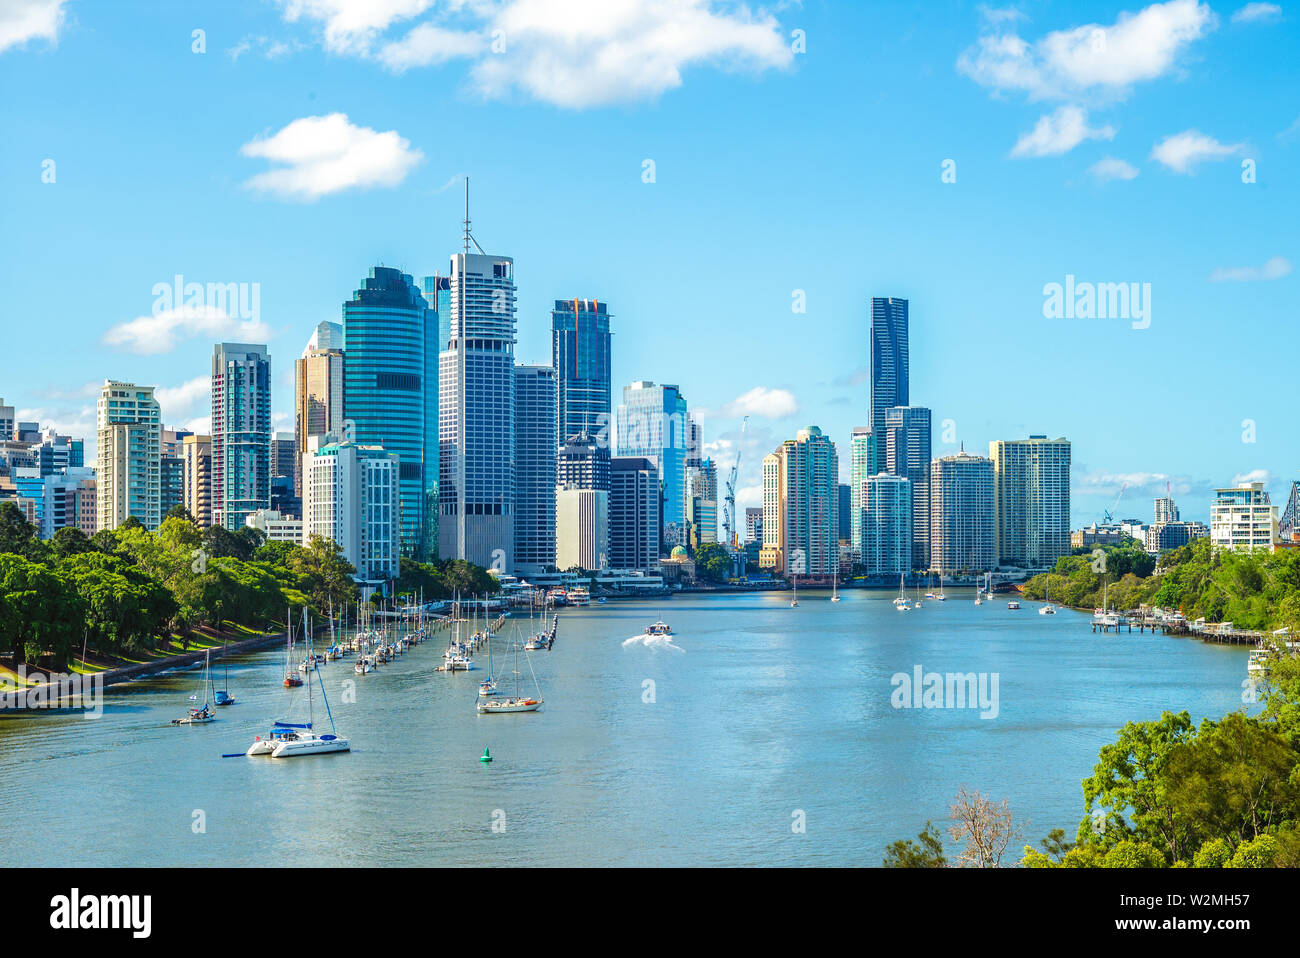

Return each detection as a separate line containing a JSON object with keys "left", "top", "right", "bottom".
{"left": 1, "top": 0, "right": 1296, "bottom": 524}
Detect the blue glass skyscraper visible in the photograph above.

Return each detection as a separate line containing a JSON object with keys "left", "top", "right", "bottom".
{"left": 551, "top": 298, "right": 611, "bottom": 451}
{"left": 870, "top": 297, "right": 909, "bottom": 436}
{"left": 342, "top": 267, "right": 436, "bottom": 559}
{"left": 615, "top": 381, "right": 688, "bottom": 550}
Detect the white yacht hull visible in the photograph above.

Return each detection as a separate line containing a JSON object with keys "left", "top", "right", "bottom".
{"left": 271, "top": 736, "right": 351, "bottom": 757}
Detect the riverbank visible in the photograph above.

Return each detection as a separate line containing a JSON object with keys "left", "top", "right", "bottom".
{"left": 0, "top": 628, "right": 293, "bottom": 711}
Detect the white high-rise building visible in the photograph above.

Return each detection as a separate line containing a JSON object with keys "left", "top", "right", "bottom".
{"left": 862, "top": 473, "right": 911, "bottom": 577}
{"left": 439, "top": 243, "right": 517, "bottom": 569}
{"left": 989, "top": 436, "right": 1071, "bottom": 569}
{"left": 302, "top": 436, "right": 400, "bottom": 587}
{"left": 96, "top": 380, "right": 161, "bottom": 531}
{"left": 1210, "top": 482, "right": 1277, "bottom": 552}
{"left": 929, "top": 452, "right": 994, "bottom": 575}
{"left": 849, "top": 426, "right": 875, "bottom": 563}
{"left": 759, "top": 426, "right": 839, "bottom": 578}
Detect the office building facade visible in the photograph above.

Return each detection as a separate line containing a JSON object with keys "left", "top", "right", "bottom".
{"left": 928, "top": 452, "right": 995, "bottom": 575}
{"left": 514, "top": 364, "right": 557, "bottom": 575}
{"left": 884, "top": 405, "right": 931, "bottom": 570}
{"left": 989, "top": 436, "right": 1072, "bottom": 568}
{"left": 211, "top": 343, "right": 272, "bottom": 531}
{"left": 96, "top": 380, "right": 161, "bottom": 531}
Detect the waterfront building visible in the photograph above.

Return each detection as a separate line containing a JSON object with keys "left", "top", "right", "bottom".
{"left": 610, "top": 456, "right": 660, "bottom": 572}
{"left": 245, "top": 508, "right": 303, "bottom": 543}
{"left": 96, "top": 380, "right": 161, "bottom": 531}
{"left": 302, "top": 435, "right": 400, "bottom": 587}
{"left": 552, "top": 298, "right": 612, "bottom": 447}
{"left": 861, "top": 473, "right": 912, "bottom": 577}
{"left": 343, "top": 268, "right": 435, "bottom": 559}
{"left": 759, "top": 426, "right": 839, "bottom": 578}
{"left": 182, "top": 434, "right": 213, "bottom": 527}
{"left": 615, "top": 380, "right": 688, "bottom": 550}
{"left": 989, "top": 436, "right": 1072, "bottom": 569}
{"left": 884, "top": 405, "right": 931, "bottom": 570}
{"left": 556, "top": 487, "right": 608, "bottom": 572}
{"left": 514, "top": 364, "right": 558, "bottom": 576}
{"left": 1210, "top": 482, "right": 1277, "bottom": 552}
{"left": 1070, "top": 523, "right": 1126, "bottom": 550}
{"left": 928, "top": 452, "right": 995, "bottom": 575}
{"left": 210, "top": 343, "right": 272, "bottom": 531}
{"left": 849, "top": 426, "right": 877, "bottom": 562}
{"left": 439, "top": 246, "right": 517, "bottom": 568}
{"left": 869, "top": 297, "right": 908, "bottom": 436}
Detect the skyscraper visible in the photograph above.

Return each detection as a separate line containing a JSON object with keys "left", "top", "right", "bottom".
{"left": 884, "top": 405, "right": 931, "bottom": 570}
{"left": 849, "top": 426, "right": 877, "bottom": 562}
{"left": 558, "top": 432, "right": 611, "bottom": 491}
{"left": 514, "top": 364, "right": 557, "bottom": 575}
{"left": 439, "top": 243, "right": 517, "bottom": 569}
{"left": 210, "top": 343, "right": 272, "bottom": 530}
{"left": 302, "top": 436, "right": 400, "bottom": 588}
{"left": 610, "top": 457, "right": 659, "bottom": 572}
{"left": 343, "top": 268, "right": 436, "bottom": 559}
{"left": 556, "top": 488, "right": 608, "bottom": 572}
{"left": 615, "top": 381, "right": 688, "bottom": 549}
{"left": 870, "top": 297, "right": 909, "bottom": 436}
{"left": 760, "top": 426, "right": 839, "bottom": 578}
{"left": 1153, "top": 495, "right": 1179, "bottom": 523}
{"left": 182, "top": 434, "right": 212, "bottom": 527}
{"left": 295, "top": 321, "right": 344, "bottom": 499}
{"left": 96, "top": 380, "right": 161, "bottom": 531}
{"left": 862, "top": 473, "right": 912, "bottom": 577}
{"left": 160, "top": 427, "right": 192, "bottom": 517}
{"left": 929, "top": 452, "right": 994, "bottom": 575}
{"left": 552, "top": 298, "right": 612, "bottom": 448}
{"left": 685, "top": 457, "right": 718, "bottom": 548}
{"left": 989, "top": 436, "right": 1072, "bottom": 568}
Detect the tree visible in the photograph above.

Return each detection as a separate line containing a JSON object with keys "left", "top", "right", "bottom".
{"left": 883, "top": 822, "right": 946, "bottom": 867}
{"left": 0, "top": 554, "right": 81, "bottom": 666}
{"left": 947, "top": 787, "right": 1021, "bottom": 867}
{"left": 51, "top": 526, "right": 93, "bottom": 559}
{"left": 694, "top": 543, "right": 733, "bottom": 583}
{"left": 0, "top": 501, "right": 38, "bottom": 557}
{"left": 288, "top": 535, "right": 359, "bottom": 611}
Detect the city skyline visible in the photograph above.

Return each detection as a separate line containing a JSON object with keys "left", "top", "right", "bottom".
{"left": 3, "top": 0, "right": 1298, "bottom": 525}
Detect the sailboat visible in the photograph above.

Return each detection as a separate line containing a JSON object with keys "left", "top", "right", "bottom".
{"left": 478, "top": 626, "right": 498, "bottom": 697}
{"left": 248, "top": 610, "right": 350, "bottom": 757}
{"left": 924, "top": 572, "right": 936, "bottom": 599}
{"left": 936, "top": 573, "right": 947, "bottom": 601}
{"left": 894, "top": 573, "right": 911, "bottom": 611}
{"left": 975, "top": 573, "right": 983, "bottom": 606}
{"left": 172, "top": 650, "right": 215, "bottom": 724}
{"left": 283, "top": 604, "right": 303, "bottom": 687}
{"left": 914, "top": 579, "right": 923, "bottom": 608}
{"left": 476, "top": 640, "right": 542, "bottom": 713}
{"left": 1039, "top": 576, "right": 1057, "bottom": 615}
{"left": 790, "top": 575, "right": 799, "bottom": 607}
{"left": 443, "top": 594, "right": 473, "bottom": 671}
{"left": 830, "top": 577, "right": 841, "bottom": 602}
{"left": 214, "top": 639, "right": 234, "bottom": 706}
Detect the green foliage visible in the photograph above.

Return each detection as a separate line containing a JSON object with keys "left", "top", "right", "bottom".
{"left": 1229, "top": 834, "right": 1280, "bottom": 868}
{"left": 1192, "top": 837, "right": 1232, "bottom": 868}
{"left": 693, "top": 542, "right": 733, "bottom": 583}
{"left": 882, "top": 822, "right": 946, "bottom": 868}
{"left": 1100, "top": 841, "right": 1165, "bottom": 868}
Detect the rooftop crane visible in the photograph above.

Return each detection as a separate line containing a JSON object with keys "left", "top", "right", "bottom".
{"left": 1103, "top": 482, "right": 1127, "bottom": 524}
{"left": 722, "top": 416, "right": 749, "bottom": 551}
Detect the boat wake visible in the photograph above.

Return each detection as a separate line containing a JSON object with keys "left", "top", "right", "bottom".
{"left": 621, "top": 634, "right": 685, "bottom": 654}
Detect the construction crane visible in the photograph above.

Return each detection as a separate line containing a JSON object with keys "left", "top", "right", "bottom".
{"left": 1103, "top": 482, "right": 1127, "bottom": 524}
{"left": 722, "top": 416, "right": 749, "bottom": 551}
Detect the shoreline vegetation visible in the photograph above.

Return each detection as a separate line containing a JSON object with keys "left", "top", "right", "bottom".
{"left": 886, "top": 538, "right": 1300, "bottom": 869}
{"left": 0, "top": 501, "right": 498, "bottom": 687}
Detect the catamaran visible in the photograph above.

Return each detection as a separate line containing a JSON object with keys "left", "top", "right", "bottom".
{"left": 1039, "top": 577, "right": 1057, "bottom": 615}
{"left": 476, "top": 641, "right": 543, "bottom": 713}
{"left": 172, "top": 650, "right": 216, "bottom": 724}
{"left": 248, "top": 611, "right": 350, "bottom": 757}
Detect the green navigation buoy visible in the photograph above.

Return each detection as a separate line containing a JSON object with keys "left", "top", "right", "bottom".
{"left": 480, "top": 747, "right": 493, "bottom": 763}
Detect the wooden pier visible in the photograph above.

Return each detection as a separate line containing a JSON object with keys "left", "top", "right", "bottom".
{"left": 1090, "top": 614, "right": 1264, "bottom": 645}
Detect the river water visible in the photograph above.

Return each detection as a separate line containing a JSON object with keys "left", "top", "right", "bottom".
{"left": 1, "top": 590, "right": 1251, "bottom": 866}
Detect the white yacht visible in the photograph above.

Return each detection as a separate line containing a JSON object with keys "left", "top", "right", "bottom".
{"left": 477, "top": 642, "right": 543, "bottom": 714}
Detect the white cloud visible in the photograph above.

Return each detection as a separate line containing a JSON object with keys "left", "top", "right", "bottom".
{"left": 1233, "top": 468, "right": 1271, "bottom": 486}
{"left": 1011, "top": 105, "right": 1114, "bottom": 157}
{"left": 1073, "top": 470, "right": 1191, "bottom": 496}
{"left": 1232, "top": 3, "right": 1283, "bottom": 24}
{"left": 1088, "top": 155, "right": 1140, "bottom": 180}
{"left": 101, "top": 306, "right": 272, "bottom": 355}
{"left": 958, "top": 0, "right": 1216, "bottom": 102}
{"left": 276, "top": 0, "right": 793, "bottom": 108}
{"left": 378, "top": 23, "right": 484, "bottom": 71}
{"left": 721, "top": 387, "right": 799, "bottom": 419}
{"left": 155, "top": 377, "right": 211, "bottom": 426}
{"left": 1209, "top": 256, "right": 1293, "bottom": 282}
{"left": 0, "top": 0, "right": 66, "bottom": 53}
{"left": 240, "top": 112, "right": 423, "bottom": 201}
{"left": 277, "top": 0, "right": 433, "bottom": 55}
{"left": 1150, "top": 129, "right": 1244, "bottom": 172}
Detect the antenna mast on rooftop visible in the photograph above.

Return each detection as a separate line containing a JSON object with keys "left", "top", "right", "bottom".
{"left": 462, "top": 177, "right": 485, "bottom": 256}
